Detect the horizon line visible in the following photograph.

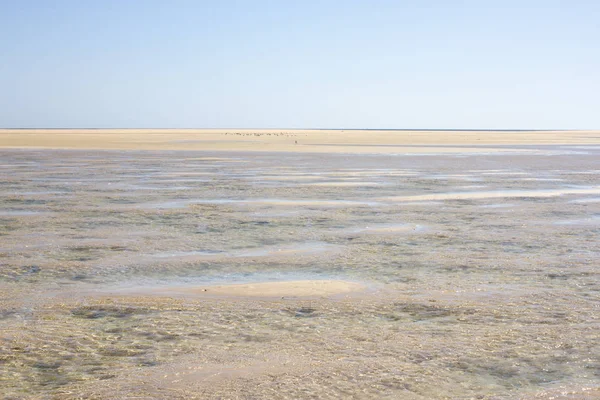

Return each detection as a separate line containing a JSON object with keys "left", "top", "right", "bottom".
{"left": 0, "top": 127, "right": 589, "bottom": 132}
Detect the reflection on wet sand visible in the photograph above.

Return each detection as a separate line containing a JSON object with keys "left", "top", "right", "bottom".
{"left": 379, "top": 186, "right": 600, "bottom": 202}
{"left": 151, "top": 242, "right": 340, "bottom": 260}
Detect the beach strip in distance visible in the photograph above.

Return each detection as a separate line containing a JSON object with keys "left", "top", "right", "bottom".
{"left": 1, "top": 129, "right": 599, "bottom": 154}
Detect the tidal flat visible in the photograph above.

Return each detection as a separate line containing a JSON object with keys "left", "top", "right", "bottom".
{"left": 1, "top": 144, "right": 599, "bottom": 399}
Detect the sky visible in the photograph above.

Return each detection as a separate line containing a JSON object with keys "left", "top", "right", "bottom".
{"left": 1, "top": 1, "right": 599, "bottom": 129}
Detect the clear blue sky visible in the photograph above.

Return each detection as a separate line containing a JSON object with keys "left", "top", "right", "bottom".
{"left": 1, "top": 1, "right": 599, "bottom": 129}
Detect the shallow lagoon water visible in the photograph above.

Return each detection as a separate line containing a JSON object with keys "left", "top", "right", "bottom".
{"left": 1, "top": 147, "right": 599, "bottom": 399}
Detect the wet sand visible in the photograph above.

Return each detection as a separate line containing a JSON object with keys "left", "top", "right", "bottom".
{"left": 1, "top": 130, "right": 600, "bottom": 399}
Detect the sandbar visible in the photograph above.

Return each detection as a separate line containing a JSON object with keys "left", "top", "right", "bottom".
{"left": 2, "top": 129, "right": 600, "bottom": 154}
{"left": 162, "top": 280, "right": 365, "bottom": 298}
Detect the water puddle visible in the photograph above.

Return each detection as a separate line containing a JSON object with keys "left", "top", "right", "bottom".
{"left": 400, "top": 201, "right": 444, "bottom": 206}
{"left": 152, "top": 242, "right": 340, "bottom": 259}
{"left": 554, "top": 216, "right": 600, "bottom": 226}
{"left": 568, "top": 197, "right": 600, "bottom": 204}
{"left": 251, "top": 210, "right": 302, "bottom": 217}
{"left": 328, "top": 169, "right": 417, "bottom": 177}
{"left": 142, "top": 199, "right": 235, "bottom": 209}
{"left": 480, "top": 203, "right": 515, "bottom": 209}
{"left": 5, "top": 191, "right": 67, "bottom": 195}
{"left": 153, "top": 250, "right": 226, "bottom": 258}
{"left": 143, "top": 198, "right": 380, "bottom": 209}
{"left": 256, "top": 175, "right": 326, "bottom": 182}
{"left": 564, "top": 145, "right": 600, "bottom": 150}
{"left": 422, "top": 174, "right": 481, "bottom": 182}
{"left": 455, "top": 185, "right": 487, "bottom": 189}
{"left": 480, "top": 171, "right": 529, "bottom": 176}
{"left": 121, "top": 185, "right": 193, "bottom": 191}
{"left": 299, "top": 181, "right": 384, "bottom": 187}
{"left": 254, "top": 199, "right": 381, "bottom": 207}
{"left": 235, "top": 242, "right": 338, "bottom": 257}
{"left": 0, "top": 210, "right": 46, "bottom": 216}
{"left": 519, "top": 178, "right": 564, "bottom": 182}
{"left": 344, "top": 223, "right": 425, "bottom": 235}
{"left": 379, "top": 187, "right": 600, "bottom": 202}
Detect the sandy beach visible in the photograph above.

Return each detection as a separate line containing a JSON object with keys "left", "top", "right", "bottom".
{"left": 1, "top": 128, "right": 600, "bottom": 153}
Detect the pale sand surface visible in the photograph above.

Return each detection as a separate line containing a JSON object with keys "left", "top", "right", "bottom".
{"left": 152, "top": 280, "right": 365, "bottom": 298}
{"left": 1, "top": 128, "right": 600, "bottom": 153}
